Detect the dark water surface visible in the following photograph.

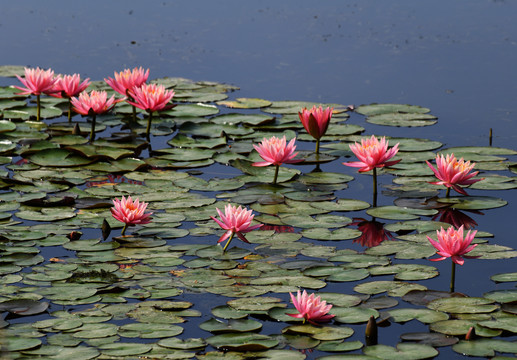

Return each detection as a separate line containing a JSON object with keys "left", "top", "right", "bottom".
{"left": 1, "top": 1, "right": 517, "bottom": 359}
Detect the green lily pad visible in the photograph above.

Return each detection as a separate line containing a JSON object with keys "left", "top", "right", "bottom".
{"left": 99, "top": 342, "right": 153, "bottom": 356}
{"left": 363, "top": 343, "right": 439, "bottom": 360}
{"left": 354, "top": 281, "right": 427, "bottom": 297}
{"left": 435, "top": 196, "right": 507, "bottom": 210}
{"left": 366, "top": 206, "right": 437, "bottom": 220}
{"left": 28, "top": 148, "right": 93, "bottom": 167}
{"left": 386, "top": 308, "right": 449, "bottom": 324}
{"left": 217, "top": 97, "right": 272, "bottom": 109}
{"left": 332, "top": 306, "right": 378, "bottom": 324}
{"left": 206, "top": 333, "right": 279, "bottom": 351}
{"left": 283, "top": 324, "right": 354, "bottom": 341}
{"left": 427, "top": 297, "right": 499, "bottom": 314}
{"left": 200, "top": 318, "right": 262, "bottom": 333}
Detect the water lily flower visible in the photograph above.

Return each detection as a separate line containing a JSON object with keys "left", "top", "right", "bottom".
{"left": 211, "top": 204, "right": 262, "bottom": 252}
{"left": 298, "top": 105, "right": 333, "bottom": 154}
{"left": 287, "top": 290, "right": 335, "bottom": 325}
{"left": 51, "top": 74, "right": 91, "bottom": 122}
{"left": 427, "top": 225, "right": 478, "bottom": 265}
{"left": 343, "top": 135, "right": 400, "bottom": 173}
{"left": 105, "top": 67, "right": 150, "bottom": 96}
{"left": 127, "top": 83, "right": 175, "bottom": 140}
{"left": 343, "top": 135, "right": 400, "bottom": 206}
{"left": 426, "top": 153, "right": 483, "bottom": 196}
{"left": 111, "top": 196, "right": 152, "bottom": 236}
{"left": 252, "top": 135, "right": 303, "bottom": 184}
{"left": 105, "top": 67, "right": 149, "bottom": 123}
{"left": 14, "top": 67, "right": 59, "bottom": 121}
{"left": 71, "top": 90, "right": 122, "bottom": 141}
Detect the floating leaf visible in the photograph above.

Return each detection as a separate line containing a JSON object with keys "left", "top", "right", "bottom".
{"left": 427, "top": 297, "right": 499, "bottom": 314}
{"left": 217, "top": 98, "right": 272, "bottom": 109}
{"left": 206, "top": 333, "right": 279, "bottom": 351}
{"left": 363, "top": 343, "right": 439, "bottom": 360}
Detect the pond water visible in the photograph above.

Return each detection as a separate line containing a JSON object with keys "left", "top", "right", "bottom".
{"left": 1, "top": 1, "right": 517, "bottom": 359}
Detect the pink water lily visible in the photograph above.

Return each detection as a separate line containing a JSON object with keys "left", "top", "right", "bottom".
{"left": 252, "top": 136, "right": 303, "bottom": 184}
{"left": 52, "top": 74, "right": 91, "bottom": 98}
{"left": 14, "top": 67, "right": 58, "bottom": 96}
{"left": 211, "top": 204, "right": 262, "bottom": 252}
{"left": 127, "top": 83, "right": 175, "bottom": 139}
{"left": 342, "top": 135, "right": 400, "bottom": 172}
{"left": 105, "top": 67, "right": 150, "bottom": 96}
{"left": 51, "top": 74, "right": 91, "bottom": 122}
{"left": 14, "top": 67, "right": 59, "bottom": 121}
{"left": 71, "top": 90, "right": 120, "bottom": 116}
{"left": 298, "top": 105, "right": 333, "bottom": 154}
{"left": 71, "top": 90, "right": 122, "bottom": 141}
{"left": 287, "top": 290, "right": 335, "bottom": 325}
{"left": 427, "top": 225, "right": 478, "bottom": 265}
{"left": 111, "top": 196, "right": 152, "bottom": 236}
{"left": 426, "top": 153, "right": 483, "bottom": 196}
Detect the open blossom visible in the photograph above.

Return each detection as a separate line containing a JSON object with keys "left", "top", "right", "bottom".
{"left": 51, "top": 74, "right": 90, "bottom": 98}
{"left": 426, "top": 153, "right": 482, "bottom": 195}
{"left": 211, "top": 204, "right": 262, "bottom": 250}
{"left": 252, "top": 136, "right": 302, "bottom": 167}
{"left": 127, "top": 83, "right": 175, "bottom": 113}
{"left": 105, "top": 67, "right": 150, "bottom": 96}
{"left": 427, "top": 225, "right": 478, "bottom": 265}
{"left": 298, "top": 105, "right": 333, "bottom": 141}
{"left": 111, "top": 196, "right": 152, "bottom": 235}
{"left": 14, "top": 67, "right": 58, "bottom": 96}
{"left": 288, "top": 290, "right": 335, "bottom": 325}
{"left": 343, "top": 135, "right": 400, "bottom": 172}
{"left": 71, "top": 90, "right": 121, "bottom": 115}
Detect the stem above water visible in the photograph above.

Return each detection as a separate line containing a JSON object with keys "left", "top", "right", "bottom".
{"left": 273, "top": 165, "right": 280, "bottom": 185}
{"left": 450, "top": 261, "right": 456, "bottom": 293}
{"left": 89, "top": 114, "right": 97, "bottom": 142}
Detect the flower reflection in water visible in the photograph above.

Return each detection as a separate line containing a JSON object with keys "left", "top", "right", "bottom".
{"left": 351, "top": 218, "right": 395, "bottom": 248}
{"left": 432, "top": 207, "right": 482, "bottom": 230}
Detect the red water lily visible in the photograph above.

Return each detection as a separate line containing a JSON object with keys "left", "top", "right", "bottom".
{"left": 298, "top": 105, "right": 333, "bottom": 154}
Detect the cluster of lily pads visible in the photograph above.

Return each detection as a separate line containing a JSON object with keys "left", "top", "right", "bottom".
{"left": 0, "top": 64, "right": 517, "bottom": 359}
